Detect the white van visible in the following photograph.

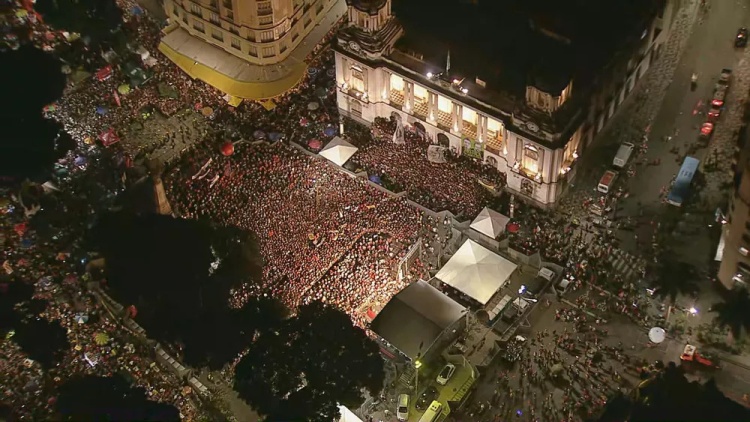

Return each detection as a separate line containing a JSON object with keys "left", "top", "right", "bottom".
{"left": 613, "top": 142, "right": 634, "bottom": 168}
{"left": 396, "top": 394, "right": 409, "bottom": 421}
{"left": 418, "top": 401, "right": 443, "bottom": 422}
{"left": 597, "top": 170, "right": 618, "bottom": 194}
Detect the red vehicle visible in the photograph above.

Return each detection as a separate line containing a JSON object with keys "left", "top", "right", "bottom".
{"left": 700, "top": 122, "right": 715, "bottom": 138}
{"left": 680, "top": 344, "right": 720, "bottom": 369}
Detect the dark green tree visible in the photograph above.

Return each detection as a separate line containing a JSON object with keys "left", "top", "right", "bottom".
{"left": 649, "top": 254, "right": 699, "bottom": 304}
{"left": 35, "top": 0, "right": 123, "bottom": 47}
{"left": 711, "top": 288, "right": 750, "bottom": 340}
{"left": 234, "top": 301, "right": 385, "bottom": 421}
{"left": 56, "top": 374, "right": 180, "bottom": 421}
{"left": 93, "top": 211, "right": 267, "bottom": 370}
{"left": 593, "top": 362, "right": 750, "bottom": 422}
{"left": 13, "top": 317, "right": 69, "bottom": 369}
{"left": 0, "top": 46, "right": 71, "bottom": 180}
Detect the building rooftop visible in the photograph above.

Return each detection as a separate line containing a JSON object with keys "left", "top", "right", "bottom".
{"left": 370, "top": 280, "right": 465, "bottom": 360}
{"left": 392, "top": 0, "right": 657, "bottom": 97}
{"left": 338, "top": 0, "right": 661, "bottom": 143}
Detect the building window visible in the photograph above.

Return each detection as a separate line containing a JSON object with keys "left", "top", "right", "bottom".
{"left": 193, "top": 21, "right": 204, "bottom": 32}
{"left": 259, "top": 16, "right": 273, "bottom": 25}
{"left": 279, "top": 43, "right": 287, "bottom": 53}
{"left": 209, "top": 12, "right": 219, "bottom": 24}
{"left": 522, "top": 144, "right": 540, "bottom": 175}
{"left": 212, "top": 28, "right": 223, "bottom": 41}
{"left": 248, "top": 45, "right": 258, "bottom": 57}
{"left": 223, "top": 0, "right": 232, "bottom": 9}
{"left": 262, "top": 46, "right": 275, "bottom": 57}
{"left": 350, "top": 100, "right": 362, "bottom": 116}
{"left": 260, "top": 30, "right": 274, "bottom": 42}
{"left": 190, "top": 3, "right": 201, "bottom": 16}
{"left": 172, "top": 5, "right": 179, "bottom": 16}
{"left": 209, "top": 0, "right": 218, "bottom": 8}
{"left": 231, "top": 38, "right": 241, "bottom": 49}
{"left": 226, "top": 11, "right": 233, "bottom": 20}
{"left": 257, "top": 1, "right": 272, "bottom": 15}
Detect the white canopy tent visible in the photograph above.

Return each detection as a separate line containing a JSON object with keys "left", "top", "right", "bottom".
{"left": 435, "top": 239, "right": 517, "bottom": 305}
{"left": 337, "top": 405, "right": 364, "bottom": 422}
{"left": 470, "top": 207, "right": 510, "bottom": 239}
{"left": 319, "top": 136, "right": 358, "bottom": 166}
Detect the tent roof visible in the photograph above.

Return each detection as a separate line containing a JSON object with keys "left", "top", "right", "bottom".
{"left": 469, "top": 207, "right": 510, "bottom": 239}
{"left": 338, "top": 405, "right": 364, "bottom": 422}
{"left": 319, "top": 136, "right": 358, "bottom": 166}
{"left": 470, "top": 207, "right": 510, "bottom": 239}
{"left": 371, "top": 280, "right": 465, "bottom": 360}
{"left": 435, "top": 239, "right": 517, "bottom": 305}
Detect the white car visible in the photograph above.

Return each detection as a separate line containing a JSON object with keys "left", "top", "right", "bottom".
{"left": 396, "top": 394, "right": 409, "bottom": 421}
{"left": 436, "top": 363, "right": 456, "bottom": 385}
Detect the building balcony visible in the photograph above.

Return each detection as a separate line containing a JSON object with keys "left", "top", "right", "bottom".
{"left": 347, "top": 88, "right": 369, "bottom": 103}
{"left": 485, "top": 133, "right": 503, "bottom": 156}
{"left": 412, "top": 100, "right": 428, "bottom": 119}
{"left": 461, "top": 121, "right": 477, "bottom": 140}
{"left": 389, "top": 89, "right": 404, "bottom": 108}
{"left": 436, "top": 110, "right": 452, "bottom": 131}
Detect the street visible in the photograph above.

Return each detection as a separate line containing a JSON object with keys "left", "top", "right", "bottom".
{"left": 462, "top": 0, "right": 750, "bottom": 418}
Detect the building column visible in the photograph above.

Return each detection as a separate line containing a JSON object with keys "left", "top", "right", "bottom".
{"left": 382, "top": 71, "right": 391, "bottom": 102}
{"left": 452, "top": 103, "right": 462, "bottom": 134}
{"left": 427, "top": 92, "right": 437, "bottom": 122}
{"left": 404, "top": 81, "right": 414, "bottom": 112}
{"left": 478, "top": 114, "right": 488, "bottom": 142}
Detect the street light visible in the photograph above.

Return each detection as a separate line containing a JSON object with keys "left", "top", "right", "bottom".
{"left": 689, "top": 307, "right": 698, "bottom": 315}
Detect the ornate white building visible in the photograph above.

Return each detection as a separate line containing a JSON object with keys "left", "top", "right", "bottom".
{"left": 334, "top": 0, "right": 681, "bottom": 206}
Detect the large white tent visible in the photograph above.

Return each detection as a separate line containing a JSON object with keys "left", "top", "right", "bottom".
{"left": 319, "top": 136, "right": 358, "bottom": 166}
{"left": 470, "top": 207, "right": 510, "bottom": 239}
{"left": 435, "top": 239, "right": 517, "bottom": 305}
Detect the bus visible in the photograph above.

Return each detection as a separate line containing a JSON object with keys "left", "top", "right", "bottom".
{"left": 418, "top": 401, "right": 443, "bottom": 422}
{"left": 597, "top": 170, "right": 618, "bottom": 194}
{"left": 667, "top": 156, "right": 700, "bottom": 207}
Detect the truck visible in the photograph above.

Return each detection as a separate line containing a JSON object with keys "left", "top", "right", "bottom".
{"left": 613, "top": 142, "right": 635, "bottom": 168}
{"left": 597, "top": 170, "right": 618, "bottom": 194}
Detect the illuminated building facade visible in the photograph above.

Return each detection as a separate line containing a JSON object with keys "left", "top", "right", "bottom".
{"left": 334, "top": 0, "right": 681, "bottom": 206}
{"left": 165, "top": 0, "right": 339, "bottom": 64}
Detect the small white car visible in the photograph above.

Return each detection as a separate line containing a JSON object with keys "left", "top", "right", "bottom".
{"left": 396, "top": 393, "right": 409, "bottom": 421}
{"left": 436, "top": 363, "right": 456, "bottom": 385}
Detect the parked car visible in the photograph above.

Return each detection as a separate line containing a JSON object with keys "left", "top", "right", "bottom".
{"left": 436, "top": 363, "right": 456, "bottom": 385}
{"left": 416, "top": 386, "right": 439, "bottom": 411}
{"left": 700, "top": 122, "right": 715, "bottom": 139}
{"left": 396, "top": 394, "right": 409, "bottom": 421}
{"left": 736, "top": 27, "right": 748, "bottom": 47}
{"left": 555, "top": 275, "right": 574, "bottom": 295}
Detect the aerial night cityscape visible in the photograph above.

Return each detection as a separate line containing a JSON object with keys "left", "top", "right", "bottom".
{"left": 4, "top": 0, "right": 750, "bottom": 421}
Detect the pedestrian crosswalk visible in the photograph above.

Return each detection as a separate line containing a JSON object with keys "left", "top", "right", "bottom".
{"left": 587, "top": 244, "right": 644, "bottom": 283}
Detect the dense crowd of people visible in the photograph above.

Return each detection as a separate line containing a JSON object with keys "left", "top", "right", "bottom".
{"left": 164, "top": 141, "right": 426, "bottom": 325}
{"left": 349, "top": 117, "right": 507, "bottom": 219}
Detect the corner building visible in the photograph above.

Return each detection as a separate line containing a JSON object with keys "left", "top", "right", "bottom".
{"left": 333, "top": 0, "right": 681, "bottom": 206}
{"left": 718, "top": 128, "right": 750, "bottom": 290}
{"left": 165, "top": 0, "right": 339, "bottom": 65}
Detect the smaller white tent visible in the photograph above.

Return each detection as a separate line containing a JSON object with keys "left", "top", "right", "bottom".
{"left": 319, "top": 136, "right": 358, "bottom": 166}
{"left": 436, "top": 239, "right": 517, "bottom": 305}
{"left": 470, "top": 207, "right": 510, "bottom": 239}
{"left": 337, "top": 405, "right": 364, "bottom": 422}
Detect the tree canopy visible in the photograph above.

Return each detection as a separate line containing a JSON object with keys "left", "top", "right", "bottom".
{"left": 0, "top": 46, "right": 72, "bottom": 180}
{"left": 649, "top": 253, "right": 699, "bottom": 304}
{"left": 56, "top": 374, "right": 181, "bottom": 421}
{"left": 593, "top": 362, "right": 750, "bottom": 422}
{"left": 711, "top": 288, "right": 750, "bottom": 339}
{"left": 35, "top": 0, "right": 123, "bottom": 47}
{"left": 234, "top": 301, "right": 385, "bottom": 421}
{"left": 93, "top": 211, "right": 274, "bottom": 370}
{"left": 13, "top": 316, "right": 70, "bottom": 369}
